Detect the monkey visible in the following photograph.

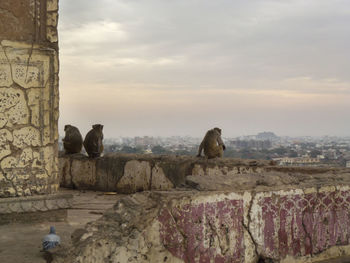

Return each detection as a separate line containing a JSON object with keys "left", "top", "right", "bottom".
{"left": 197, "top": 127, "right": 226, "bottom": 159}
{"left": 63, "top": 125, "right": 83, "bottom": 154}
{"left": 83, "top": 124, "right": 104, "bottom": 158}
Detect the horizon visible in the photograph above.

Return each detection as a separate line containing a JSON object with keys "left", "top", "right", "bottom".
{"left": 63, "top": 131, "right": 350, "bottom": 140}
{"left": 58, "top": 0, "right": 350, "bottom": 138}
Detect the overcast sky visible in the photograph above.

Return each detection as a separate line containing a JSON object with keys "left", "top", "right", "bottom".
{"left": 58, "top": 0, "right": 350, "bottom": 138}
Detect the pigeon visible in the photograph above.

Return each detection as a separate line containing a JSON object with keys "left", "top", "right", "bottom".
{"left": 42, "top": 226, "right": 61, "bottom": 251}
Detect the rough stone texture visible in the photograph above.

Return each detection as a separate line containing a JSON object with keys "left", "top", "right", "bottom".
{"left": 71, "top": 157, "right": 97, "bottom": 190}
{"left": 0, "top": 193, "right": 72, "bottom": 224}
{"left": 59, "top": 153, "right": 344, "bottom": 194}
{"left": 0, "top": 0, "right": 59, "bottom": 198}
{"left": 117, "top": 160, "right": 152, "bottom": 193}
{"left": 0, "top": 0, "right": 59, "bottom": 46}
{"left": 58, "top": 153, "right": 273, "bottom": 193}
{"left": 59, "top": 153, "right": 205, "bottom": 193}
{"left": 0, "top": 193, "right": 73, "bottom": 215}
{"left": 53, "top": 162, "right": 350, "bottom": 263}
{"left": 0, "top": 209, "right": 67, "bottom": 225}
{"left": 151, "top": 164, "right": 174, "bottom": 190}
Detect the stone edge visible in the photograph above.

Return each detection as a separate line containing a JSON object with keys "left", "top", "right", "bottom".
{"left": 0, "top": 193, "right": 73, "bottom": 214}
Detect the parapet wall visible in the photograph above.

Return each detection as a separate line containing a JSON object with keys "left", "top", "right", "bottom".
{"left": 54, "top": 157, "right": 350, "bottom": 262}
{"left": 59, "top": 153, "right": 342, "bottom": 194}
{"left": 58, "top": 153, "right": 278, "bottom": 193}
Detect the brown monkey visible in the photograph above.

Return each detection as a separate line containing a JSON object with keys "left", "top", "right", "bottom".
{"left": 197, "top": 127, "right": 226, "bottom": 159}
{"left": 83, "top": 124, "right": 104, "bottom": 158}
{"left": 63, "top": 125, "right": 83, "bottom": 154}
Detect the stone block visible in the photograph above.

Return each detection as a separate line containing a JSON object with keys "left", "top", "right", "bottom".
{"left": 116, "top": 160, "right": 151, "bottom": 194}
{"left": 20, "top": 200, "right": 33, "bottom": 212}
{"left": 95, "top": 155, "right": 128, "bottom": 192}
{"left": 32, "top": 200, "right": 48, "bottom": 212}
{"left": 0, "top": 48, "right": 13, "bottom": 87}
{"left": 47, "top": 26, "right": 58, "bottom": 42}
{"left": 59, "top": 156, "right": 72, "bottom": 188}
{"left": 0, "top": 203, "right": 9, "bottom": 214}
{"left": 71, "top": 158, "right": 97, "bottom": 189}
{"left": 47, "top": 0, "right": 58, "bottom": 12}
{"left": 8, "top": 201, "right": 22, "bottom": 213}
{"left": 151, "top": 164, "right": 174, "bottom": 190}
{"left": 0, "top": 129, "right": 13, "bottom": 160}
{"left": 0, "top": 113, "right": 7, "bottom": 128}
{"left": 47, "top": 12, "right": 58, "bottom": 27}
{"left": 13, "top": 126, "right": 41, "bottom": 148}
{"left": 45, "top": 199, "right": 58, "bottom": 210}
{"left": 0, "top": 87, "right": 29, "bottom": 127}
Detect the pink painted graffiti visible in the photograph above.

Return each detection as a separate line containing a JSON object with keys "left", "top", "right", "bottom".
{"left": 261, "top": 190, "right": 350, "bottom": 259}
{"left": 158, "top": 199, "right": 244, "bottom": 263}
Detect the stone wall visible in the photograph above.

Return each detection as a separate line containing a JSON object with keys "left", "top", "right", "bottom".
{"left": 58, "top": 153, "right": 276, "bottom": 193}
{"left": 0, "top": 192, "right": 72, "bottom": 224}
{"left": 59, "top": 153, "right": 342, "bottom": 194}
{"left": 0, "top": 0, "right": 59, "bottom": 197}
{"left": 53, "top": 164, "right": 350, "bottom": 263}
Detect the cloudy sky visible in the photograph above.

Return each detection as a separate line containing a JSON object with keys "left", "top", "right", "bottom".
{"left": 58, "top": 0, "right": 350, "bottom": 138}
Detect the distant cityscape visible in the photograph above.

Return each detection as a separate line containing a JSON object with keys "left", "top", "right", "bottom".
{"left": 60, "top": 132, "right": 350, "bottom": 168}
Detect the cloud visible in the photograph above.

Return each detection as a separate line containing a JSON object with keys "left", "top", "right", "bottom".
{"left": 58, "top": 0, "right": 350, "bottom": 137}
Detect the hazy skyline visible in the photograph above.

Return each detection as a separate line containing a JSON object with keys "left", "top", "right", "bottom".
{"left": 58, "top": 0, "right": 350, "bottom": 138}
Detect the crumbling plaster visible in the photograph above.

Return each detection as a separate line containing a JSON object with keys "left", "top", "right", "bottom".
{"left": 0, "top": 0, "right": 59, "bottom": 198}
{"left": 0, "top": 40, "right": 59, "bottom": 197}
{"left": 53, "top": 180, "right": 350, "bottom": 263}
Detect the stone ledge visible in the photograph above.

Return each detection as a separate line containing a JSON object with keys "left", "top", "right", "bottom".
{"left": 59, "top": 153, "right": 349, "bottom": 194}
{"left": 0, "top": 193, "right": 73, "bottom": 215}
{"left": 0, "top": 209, "right": 67, "bottom": 225}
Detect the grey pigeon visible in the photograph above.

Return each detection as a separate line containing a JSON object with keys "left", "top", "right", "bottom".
{"left": 42, "top": 226, "right": 61, "bottom": 251}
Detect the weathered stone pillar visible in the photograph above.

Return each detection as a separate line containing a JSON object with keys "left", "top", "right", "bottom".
{"left": 0, "top": 0, "right": 71, "bottom": 222}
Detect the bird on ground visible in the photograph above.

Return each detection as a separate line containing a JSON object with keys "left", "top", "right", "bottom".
{"left": 42, "top": 226, "right": 61, "bottom": 251}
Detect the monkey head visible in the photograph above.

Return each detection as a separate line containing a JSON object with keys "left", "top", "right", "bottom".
{"left": 213, "top": 127, "right": 222, "bottom": 134}
{"left": 64, "top": 125, "right": 72, "bottom": 131}
{"left": 92, "top": 124, "right": 103, "bottom": 136}
{"left": 92, "top": 124, "right": 104, "bottom": 132}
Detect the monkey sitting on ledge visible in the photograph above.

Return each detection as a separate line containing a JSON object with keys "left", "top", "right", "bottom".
{"left": 83, "top": 124, "right": 104, "bottom": 158}
{"left": 197, "top": 127, "right": 226, "bottom": 159}
{"left": 63, "top": 125, "right": 83, "bottom": 154}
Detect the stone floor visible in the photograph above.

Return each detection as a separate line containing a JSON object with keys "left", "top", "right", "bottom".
{"left": 0, "top": 189, "right": 122, "bottom": 263}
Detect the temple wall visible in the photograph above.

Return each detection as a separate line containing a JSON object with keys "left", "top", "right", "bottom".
{"left": 0, "top": 0, "right": 60, "bottom": 197}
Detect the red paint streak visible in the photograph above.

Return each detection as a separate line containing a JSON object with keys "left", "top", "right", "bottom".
{"left": 159, "top": 199, "right": 244, "bottom": 263}
{"left": 278, "top": 208, "right": 288, "bottom": 257}
{"left": 260, "top": 190, "right": 350, "bottom": 259}
{"left": 158, "top": 189, "right": 350, "bottom": 261}
{"left": 158, "top": 208, "right": 185, "bottom": 259}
